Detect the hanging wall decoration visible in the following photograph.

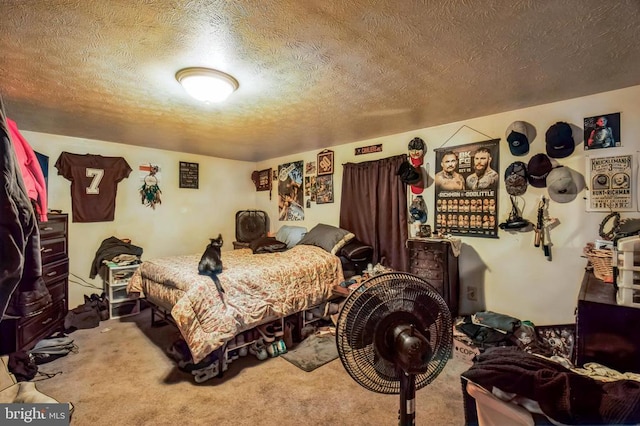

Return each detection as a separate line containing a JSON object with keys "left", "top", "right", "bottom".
{"left": 434, "top": 139, "right": 500, "bottom": 238}
{"left": 355, "top": 144, "right": 383, "bottom": 155}
{"left": 585, "top": 154, "right": 635, "bottom": 212}
{"left": 317, "top": 149, "right": 334, "bottom": 176}
{"left": 316, "top": 175, "right": 334, "bottom": 204}
{"left": 305, "top": 161, "right": 317, "bottom": 175}
{"left": 251, "top": 168, "right": 271, "bottom": 191}
{"left": 305, "top": 175, "right": 317, "bottom": 202}
{"left": 179, "top": 161, "right": 199, "bottom": 189}
{"left": 139, "top": 163, "right": 162, "bottom": 209}
{"left": 278, "top": 160, "right": 304, "bottom": 221}
{"left": 584, "top": 112, "right": 621, "bottom": 151}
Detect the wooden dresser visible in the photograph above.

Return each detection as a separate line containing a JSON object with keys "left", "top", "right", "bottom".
{"left": 406, "top": 238, "right": 459, "bottom": 316}
{"left": 0, "top": 213, "right": 69, "bottom": 354}
{"left": 575, "top": 270, "right": 640, "bottom": 373}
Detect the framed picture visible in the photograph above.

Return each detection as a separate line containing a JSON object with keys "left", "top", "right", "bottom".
{"left": 584, "top": 112, "right": 621, "bottom": 151}
{"left": 179, "top": 161, "right": 198, "bottom": 189}
{"left": 317, "top": 150, "right": 334, "bottom": 176}
{"left": 254, "top": 168, "right": 271, "bottom": 191}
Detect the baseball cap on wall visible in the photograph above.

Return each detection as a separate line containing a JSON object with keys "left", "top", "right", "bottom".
{"left": 545, "top": 122, "right": 575, "bottom": 158}
{"left": 504, "top": 161, "right": 528, "bottom": 196}
{"left": 409, "top": 195, "right": 427, "bottom": 223}
{"left": 505, "top": 121, "right": 531, "bottom": 156}
{"left": 527, "top": 153, "right": 553, "bottom": 188}
{"left": 397, "top": 162, "right": 421, "bottom": 185}
{"left": 411, "top": 166, "right": 425, "bottom": 194}
{"left": 547, "top": 166, "right": 578, "bottom": 203}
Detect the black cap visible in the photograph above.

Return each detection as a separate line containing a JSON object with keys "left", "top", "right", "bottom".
{"left": 545, "top": 122, "right": 574, "bottom": 158}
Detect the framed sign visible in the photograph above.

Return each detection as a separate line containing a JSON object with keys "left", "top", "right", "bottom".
{"left": 179, "top": 161, "right": 199, "bottom": 189}
{"left": 256, "top": 168, "right": 271, "bottom": 191}
{"left": 355, "top": 144, "right": 383, "bottom": 155}
{"left": 317, "top": 150, "right": 334, "bottom": 176}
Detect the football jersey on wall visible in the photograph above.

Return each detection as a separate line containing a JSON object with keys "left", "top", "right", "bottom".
{"left": 55, "top": 152, "right": 132, "bottom": 222}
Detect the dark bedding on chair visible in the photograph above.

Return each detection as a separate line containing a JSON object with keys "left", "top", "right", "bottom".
{"left": 461, "top": 346, "right": 640, "bottom": 425}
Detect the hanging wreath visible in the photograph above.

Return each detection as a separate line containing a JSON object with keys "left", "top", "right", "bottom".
{"left": 140, "top": 165, "right": 162, "bottom": 209}
{"left": 598, "top": 211, "right": 620, "bottom": 241}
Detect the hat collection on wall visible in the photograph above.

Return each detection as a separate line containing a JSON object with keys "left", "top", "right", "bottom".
{"left": 401, "top": 119, "right": 591, "bottom": 237}
{"left": 504, "top": 120, "right": 580, "bottom": 204}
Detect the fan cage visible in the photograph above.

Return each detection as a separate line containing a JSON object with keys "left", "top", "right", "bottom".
{"left": 235, "top": 210, "right": 268, "bottom": 243}
{"left": 336, "top": 272, "right": 453, "bottom": 394}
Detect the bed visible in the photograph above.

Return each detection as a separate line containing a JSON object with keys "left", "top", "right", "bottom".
{"left": 127, "top": 243, "right": 344, "bottom": 364}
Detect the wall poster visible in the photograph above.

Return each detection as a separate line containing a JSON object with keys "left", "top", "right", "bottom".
{"left": 434, "top": 139, "right": 500, "bottom": 238}
{"left": 277, "top": 160, "right": 304, "bottom": 221}
{"left": 316, "top": 175, "right": 334, "bottom": 204}
{"left": 583, "top": 112, "right": 621, "bottom": 151}
{"left": 585, "top": 154, "right": 635, "bottom": 212}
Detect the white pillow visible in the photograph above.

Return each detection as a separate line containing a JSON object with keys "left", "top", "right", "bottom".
{"left": 275, "top": 225, "right": 307, "bottom": 249}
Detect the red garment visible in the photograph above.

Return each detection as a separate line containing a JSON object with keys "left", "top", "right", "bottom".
{"left": 7, "top": 118, "right": 47, "bottom": 221}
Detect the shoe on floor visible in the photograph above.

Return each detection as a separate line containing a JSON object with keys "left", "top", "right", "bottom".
{"left": 276, "top": 339, "right": 287, "bottom": 355}
{"left": 266, "top": 341, "right": 279, "bottom": 358}
{"left": 249, "top": 341, "right": 268, "bottom": 361}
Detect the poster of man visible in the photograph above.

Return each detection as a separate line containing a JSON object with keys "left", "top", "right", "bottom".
{"left": 434, "top": 139, "right": 500, "bottom": 238}
{"left": 278, "top": 160, "right": 304, "bottom": 220}
{"left": 584, "top": 112, "right": 621, "bottom": 150}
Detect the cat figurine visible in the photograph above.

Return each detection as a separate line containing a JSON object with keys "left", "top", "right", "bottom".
{"left": 198, "top": 234, "right": 225, "bottom": 299}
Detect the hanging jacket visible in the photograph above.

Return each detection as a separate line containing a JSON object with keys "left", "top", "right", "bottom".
{"left": 7, "top": 118, "right": 47, "bottom": 222}
{"left": 0, "top": 104, "right": 37, "bottom": 317}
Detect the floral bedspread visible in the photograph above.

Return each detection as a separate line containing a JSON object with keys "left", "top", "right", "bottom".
{"left": 128, "top": 245, "right": 343, "bottom": 363}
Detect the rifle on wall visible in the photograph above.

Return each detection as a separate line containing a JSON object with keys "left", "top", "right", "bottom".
{"left": 534, "top": 195, "right": 556, "bottom": 260}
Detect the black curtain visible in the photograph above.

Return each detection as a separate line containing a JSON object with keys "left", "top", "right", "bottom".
{"left": 339, "top": 154, "right": 409, "bottom": 271}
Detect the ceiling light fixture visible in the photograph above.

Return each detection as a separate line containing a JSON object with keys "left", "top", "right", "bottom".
{"left": 175, "top": 67, "right": 239, "bottom": 103}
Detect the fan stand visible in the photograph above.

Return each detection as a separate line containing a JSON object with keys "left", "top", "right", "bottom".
{"left": 399, "top": 371, "right": 417, "bottom": 426}
{"left": 336, "top": 272, "right": 453, "bottom": 426}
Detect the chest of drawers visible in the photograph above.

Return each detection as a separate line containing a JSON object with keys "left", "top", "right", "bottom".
{"left": 0, "top": 213, "right": 69, "bottom": 354}
{"left": 407, "top": 238, "right": 459, "bottom": 316}
{"left": 575, "top": 271, "right": 640, "bottom": 373}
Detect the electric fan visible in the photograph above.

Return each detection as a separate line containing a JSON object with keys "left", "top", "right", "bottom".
{"left": 235, "top": 210, "right": 268, "bottom": 243}
{"left": 336, "top": 272, "right": 453, "bottom": 426}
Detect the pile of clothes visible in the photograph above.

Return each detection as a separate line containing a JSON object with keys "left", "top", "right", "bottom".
{"left": 89, "top": 236, "right": 143, "bottom": 279}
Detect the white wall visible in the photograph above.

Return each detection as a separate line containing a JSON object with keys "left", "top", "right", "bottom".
{"left": 22, "top": 131, "right": 256, "bottom": 308}
{"left": 20, "top": 85, "right": 639, "bottom": 323}
{"left": 256, "top": 85, "right": 640, "bottom": 326}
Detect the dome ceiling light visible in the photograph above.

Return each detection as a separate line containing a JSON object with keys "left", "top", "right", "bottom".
{"left": 175, "top": 67, "right": 239, "bottom": 103}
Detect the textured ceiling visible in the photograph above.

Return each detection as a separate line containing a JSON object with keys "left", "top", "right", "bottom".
{"left": 1, "top": 0, "right": 639, "bottom": 162}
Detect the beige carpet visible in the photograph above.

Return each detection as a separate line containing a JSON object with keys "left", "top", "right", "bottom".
{"left": 35, "top": 309, "right": 470, "bottom": 425}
